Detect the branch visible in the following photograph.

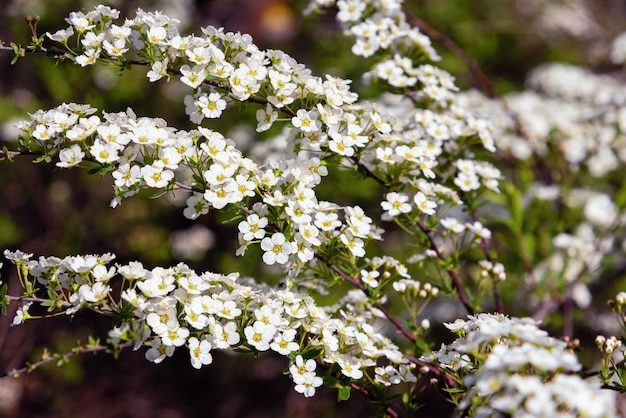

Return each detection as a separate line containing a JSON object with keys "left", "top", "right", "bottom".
{"left": 404, "top": 14, "right": 496, "bottom": 98}
{"left": 0, "top": 341, "right": 134, "bottom": 378}
{"left": 375, "top": 303, "right": 416, "bottom": 343}
{"left": 403, "top": 10, "right": 535, "bottom": 154}
{"left": 416, "top": 222, "right": 474, "bottom": 314}
{"left": 349, "top": 156, "right": 474, "bottom": 314}
{"left": 348, "top": 382, "right": 399, "bottom": 418}
{"left": 466, "top": 208, "right": 503, "bottom": 313}
{"left": 6, "top": 294, "right": 114, "bottom": 315}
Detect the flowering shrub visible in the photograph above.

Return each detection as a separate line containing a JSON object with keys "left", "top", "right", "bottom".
{"left": 1, "top": 1, "right": 626, "bottom": 416}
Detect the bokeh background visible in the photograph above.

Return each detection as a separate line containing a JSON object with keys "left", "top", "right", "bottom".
{"left": 1, "top": 0, "right": 626, "bottom": 416}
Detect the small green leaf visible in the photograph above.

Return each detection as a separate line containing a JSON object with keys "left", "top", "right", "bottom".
{"left": 87, "top": 336, "right": 100, "bottom": 349}
{"left": 338, "top": 386, "right": 351, "bottom": 401}
{"left": 150, "top": 189, "right": 169, "bottom": 199}
{"left": 0, "top": 283, "right": 8, "bottom": 315}
{"left": 1, "top": 147, "right": 13, "bottom": 162}
{"left": 112, "top": 301, "right": 134, "bottom": 327}
{"left": 33, "top": 155, "right": 52, "bottom": 164}
{"left": 41, "top": 299, "right": 55, "bottom": 312}
{"left": 10, "top": 42, "right": 23, "bottom": 65}
{"left": 444, "top": 387, "right": 466, "bottom": 394}
{"left": 503, "top": 181, "right": 523, "bottom": 231}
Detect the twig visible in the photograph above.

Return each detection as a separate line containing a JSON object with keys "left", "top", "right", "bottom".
{"left": 375, "top": 303, "right": 416, "bottom": 343}
{"left": 416, "top": 221, "right": 474, "bottom": 314}
{"left": 0, "top": 341, "right": 134, "bottom": 378}
{"left": 404, "top": 14, "right": 496, "bottom": 98}
{"left": 6, "top": 294, "right": 114, "bottom": 314}
{"left": 348, "top": 381, "right": 399, "bottom": 418}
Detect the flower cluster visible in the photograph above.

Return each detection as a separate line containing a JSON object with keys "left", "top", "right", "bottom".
{"left": 3, "top": 0, "right": 626, "bottom": 416}
{"left": 11, "top": 2, "right": 504, "bottom": 305}
{"left": 4, "top": 249, "right": 414, "bottom": 398}
{"left": 425, "top": 313, "right": 618, "bottom": 418}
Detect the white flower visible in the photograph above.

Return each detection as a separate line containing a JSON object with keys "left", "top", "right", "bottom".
{"left": 414, "top": 192, "right": 437, "bottom": 215}
{"left": 146, "top": 307, "right": 178, "bottom": 335}
{"left": 161, "top": 326, "right": 190, "bottom": 347}
{"left": 215, "top": 299, "right": 242, "bottom": 319}
{"left": 147, "top": 58, "right": 170, "bottom": 82}
{"left": 381, "top": 192, "right": 412, "bottom": 217}
{"left": 292, "top": 109, "right": 320, "bottom": 133}
{"left": 80, "top": 282, "right": 111, "bottom": 303}
{"left": 180, "top": 64, "right": 207, "bottom": 89}
{"left": 256, "top": 103, "right": 278, "bottom": 132}
{"left": 188, "top": 337, "right": 213, "bottom": 369}
{"left": 244, "top": 322, "right": 276, "bottom": 351}
{"left": 360, "top": 269, "right": 380, "bottom": 288}
{"left": 11, "top": 301, "right": 33, "bottom": 326}
{"left": 141, "top": 161, "right": 174, "bottom": 188}
{"left": 270, "top": 329, "right": 300, "bottom": 355}
{"left": 338, "top": 356, "right": 363, "bottom": 379}
{"left": 289, "top": 355, "right": 318, "bottom": 383}
{"left": 210, "top": 320, "right": 241, "bottom": 348}
{"left": 441, "top": 217, "right": 465, "bottom": 234}
{"left": 374, "top": 365, "right": 401, "bottom": 386}
{"left": 90, "top": 139, "right": 120, "bottom": 163}
{"left": 47, "top": 27, "right": 74, "bottom": 42}
{"left": 238, "top": 214, "right": 268, "bottom": 242}
{"left": 145, "top": 337, "right": 175, "bottom": 364}
{"left": 293, "top": 373, "right": 323, "bottom": 398}
{"left": 260, "top": 233, "right": 295, "bottom": 265}
{"left": 183, "top": 194, "right": 210, "bottom": 220}
{"left": 56, "top": 144, "right": 85, "bottom": 168}
{"left": 454, "top": 172, "right": 480, "bottom": 192}
{"left": 339, "top": 231, "right": 366, "bottom": 258}
{"left": 584, "top": 193, "right": 617, "bottom": 227}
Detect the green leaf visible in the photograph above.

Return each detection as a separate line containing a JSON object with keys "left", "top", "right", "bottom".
{"left": 615, "top": 179, "right": 626, "bottom": 210}
{"left": 10, "top": 42, "right": 23, "bottom": 65}
{"left": 444, "top": 387, "right": 466, "bottom": 394}
{"left": 87, "top": 336, "right": 100, "bottom": 349}
{"left": 522, "top": 233, "right": 536, "bottom": 264}
{"left": 33, "top": 155, "right": 52, "bottom": 164}
{"left": 338, "top": 386, "right": 351, "bottom": 401}
{"left": 150, "top": 189, "right": 169, "bottom": 199}
{"left": 41, "top": 299, "right": 56, "bottom": 312}
{"left": 112, "top": 301, "right": 134, "bottom": 327}
{"left": 503, "top": 181, "right": 523, "bottom": 231}
{"left": 0, "top": 283, "right": 8, "bottom": 315}
{"left": 1, "top": 147, "right": 13, "bottom": 162}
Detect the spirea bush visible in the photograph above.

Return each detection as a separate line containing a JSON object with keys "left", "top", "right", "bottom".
{"left": 1, "top": 1, "right": 626, "bottom": 416}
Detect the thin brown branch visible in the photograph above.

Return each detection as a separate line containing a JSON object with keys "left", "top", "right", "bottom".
{"left": 349, "top": 155, "right": 387, "bottom": 188}
{"left": 375, "top": 303, "right": 416, "bottom": 343}
{"left": 404, "top": 354, "right": 458, "bottom": 389}
{"left": 0, "top": 150, "right": 39, "bottom": 159}
{"left": 348, "top": 382, "right": 400, "bottom": 418}
{"left": 404, "top": 10, "right": 535, "bottom": 149}
{"left": 350, "top": 153, "right": 475, "bottom": 315}
{"left": 321, "top": 257, "right": 365, "bottom": 290}
{"left": 7, "top": 294, "right": 114, "bottom": 314}
{"left": 405, "top": 14, "right": 496, "bottom": 98}
{"left": 416, "top": 222, "right": 474, "bottom": 314}
{"left": 0, "top": 341, "right": 134, "bottom": 378}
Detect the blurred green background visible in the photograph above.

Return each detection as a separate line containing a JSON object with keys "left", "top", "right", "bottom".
{"left": 1, "top": 0, "right": 626, "bottom": 417}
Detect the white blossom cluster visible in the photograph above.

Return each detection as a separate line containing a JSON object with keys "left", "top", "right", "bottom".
{"left": 6, "top": 0, "right": 604, "bottom": 416}
{"left": 424, "top": 313, "right": 617, "bottom": 418}
{"left": 516, "top": 0, "right": 603, "bottom": 41}
{"left": 4, "top": 249, "right": 415, "bottom": 397}
{"left": 467, "top": 63, "right": 626, "bottom": 173}
{"left": 458, "top": 63, "right": 626, "bottom": 310}
{"left": 12, "top": 2, "right": 505, "bottom": 294}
